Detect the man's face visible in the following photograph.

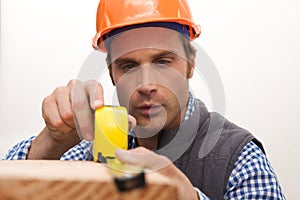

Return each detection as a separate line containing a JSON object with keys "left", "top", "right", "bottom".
{"left": 108, "top": 27, "right": 194, "bottom": 135}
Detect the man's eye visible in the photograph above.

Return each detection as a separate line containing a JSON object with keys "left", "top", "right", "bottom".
{"left": 120, "top": 64, "right": 137, "bottom": 71}
{"left": 156, "top": 59, "right": 171, "bottom": 65}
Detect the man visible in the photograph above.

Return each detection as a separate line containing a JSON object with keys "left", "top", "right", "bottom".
{"left": 4, "top": 0, "right": 285, "bottom": 199}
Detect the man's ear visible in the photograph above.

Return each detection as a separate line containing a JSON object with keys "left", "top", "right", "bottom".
{"left": 108, "top": 65, "right": 115, "bottom": 85}
{"left": 187, "top": 55, "right": 195, "bottom": 79}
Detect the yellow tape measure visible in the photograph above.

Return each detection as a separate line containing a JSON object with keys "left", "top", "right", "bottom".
{"left": 93, "top": 106, "right": 145, "bottom": 192}
{"left": 93, "top": 106, "right": 128, "bottom": 163}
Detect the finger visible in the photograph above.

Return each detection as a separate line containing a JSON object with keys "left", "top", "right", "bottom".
{"left": 115, "top": 147, "right": 171, "bottom": 171}
{"left": 71, "top": 81, "right": 94, "bottom": 141}
{"left": 85, "top": 80, "right": 104, "bottom": 110}
{"left": 42, "top": 95, "right": 73, "bottom": 134}
{"left": 128, "top": 115, "right": 137, "bottom": 130}
{"left": 54, "top": 86, "right": 74, "bottom": 128}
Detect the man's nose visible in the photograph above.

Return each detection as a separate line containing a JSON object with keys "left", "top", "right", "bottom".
{"left": 137, "top": 64, "right": 158, "bottom": 96}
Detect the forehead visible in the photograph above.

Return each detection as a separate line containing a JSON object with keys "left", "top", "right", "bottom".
{"left": 108, "top": 27, "right": 186, "bottom": 62}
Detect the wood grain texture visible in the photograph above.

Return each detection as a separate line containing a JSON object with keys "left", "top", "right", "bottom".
{"left": 0, "top": 160, "right": 177, "bottom": 200}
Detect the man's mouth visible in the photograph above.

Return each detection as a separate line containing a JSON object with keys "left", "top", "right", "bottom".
{"left": 136, "top": 103, "right": 163, "bottom": 116}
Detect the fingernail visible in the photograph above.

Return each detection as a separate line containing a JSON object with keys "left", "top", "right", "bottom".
{"left": 93, "top": 100, "right": 102, "bottom": 108}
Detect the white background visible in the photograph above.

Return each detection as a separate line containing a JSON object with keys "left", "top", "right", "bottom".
{"left": 1, "top": 0, "right": 299, "bottom": 198}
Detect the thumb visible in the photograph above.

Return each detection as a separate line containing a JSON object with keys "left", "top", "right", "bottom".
{"left": 85, "top": 80, "right": 104, "bottom": 110}
{"left": 128, "top": 115, "right": 137, "bottom": 130}
{"left": 115, "top": 147, "right": 171, "bottom": 171}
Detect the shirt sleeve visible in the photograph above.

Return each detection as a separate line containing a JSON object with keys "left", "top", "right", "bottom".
{"left": 224, "top": 141, "right": 286, "bottom": 199}
{"left": 2, "top": 136, "right": 35, "bottom": 160}
{"left": 2, "top": 136, "right": 93, "bottom": 161}
{"left": 60, "top": 140, "right": 93, "bottom": 160}
{"left": 194, "top": 187, "right": 210, "bottom": 200}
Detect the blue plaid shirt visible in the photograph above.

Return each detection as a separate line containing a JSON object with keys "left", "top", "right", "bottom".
{"left": 3, "top": 93, "right": 285, "bottom": 199}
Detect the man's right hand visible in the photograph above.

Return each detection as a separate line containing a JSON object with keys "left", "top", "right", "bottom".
{"left": 27, "top": 79, "right": 104, "bottom": 159}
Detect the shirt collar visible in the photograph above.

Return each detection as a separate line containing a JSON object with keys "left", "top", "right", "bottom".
{"left": 184, "top": 91, "right": 195, "bottom": 121}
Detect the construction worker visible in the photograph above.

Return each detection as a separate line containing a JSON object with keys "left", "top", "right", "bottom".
{"left": 4, "top": 0, "right": 285, "bottom": 199}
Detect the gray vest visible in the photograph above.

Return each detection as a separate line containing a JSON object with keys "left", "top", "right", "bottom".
{"left": 156, "top": 99, "right": 264, "bottom": 200}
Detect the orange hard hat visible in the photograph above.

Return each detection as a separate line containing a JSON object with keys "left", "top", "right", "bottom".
{"left": 92, "top": 0, "right": 201, "bottom": 52}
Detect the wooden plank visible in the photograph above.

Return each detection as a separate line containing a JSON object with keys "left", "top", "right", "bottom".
{"left": 0, "top": 160, "right": 177, "bottom": 200}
